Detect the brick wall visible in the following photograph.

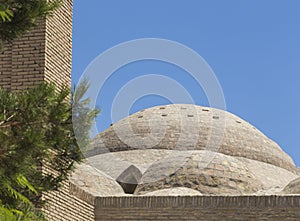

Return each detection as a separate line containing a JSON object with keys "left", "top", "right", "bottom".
{"left": 92, "top": 195, "right": 300, "bottom": 221}
{"left": 44, "top": 0, "right": 72, "bottom": 89}
{"left": 0, "top": 0, "right": 94, "bottom": 220}
{"left": 43, "top": 184, "right": 300, "bottom": 221}
{"left": 0, "top": 0, "right": 72, "bottom": 91}
{"left": 42, "top": 181, "right": 95, "bottom": 221}
{"left": 41, "top": 161, "right": 95, "bottom": 221}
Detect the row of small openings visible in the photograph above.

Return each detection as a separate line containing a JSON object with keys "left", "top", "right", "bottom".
{"left": 137, "top": 114, "right": 224, "bottom": 121}
{"left": 138, "top": 114, "right": 220, "bottom": 118}
{"left": 136, "top": 115, "right": 242, "bottom": 125}
{"left": 160, "top": 107, "right": 166, "bottom": 117}
{"left": 137, "top": 107, "right": 243, "bottom": 124}
{"left": 159, "top": 107, "right": 211, "bottom": 111}
{"left": 137, "top": 114, "right": 174, "bottom": 118}
{"left": 158, "top": 107, "right": 211, "bottom": 111}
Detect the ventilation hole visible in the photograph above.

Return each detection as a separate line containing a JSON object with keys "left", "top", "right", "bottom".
{"left": 187, "top": 114, "right": 194, "bottom": 117}
{"left": 137, "top": 115, "right": 143, "bottom": 118}
{"left": 236, "top": 121, "right": 241, "bottom": 124}
{"left": 162, "top": 114, "right": 167, "bottom": 117}
{"left": 213, "top": 116, "right": 219, "bottom": 119}
{"left": 202, "top": 109, "right": 209, "bottom": 112}
{"left": 159, "top": 107, "right": 166, "bottom": 109}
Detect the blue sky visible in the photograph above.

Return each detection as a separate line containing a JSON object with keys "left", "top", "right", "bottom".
{"left": 72, "top": 1, "right": 300, "bottom": 166}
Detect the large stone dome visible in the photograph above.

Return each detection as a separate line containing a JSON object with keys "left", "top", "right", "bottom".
{"left": 91, "top": 104, "right": 297, "bottom": 173}
{"left": 84, "top": 104, "right": 299, "bottom": 196}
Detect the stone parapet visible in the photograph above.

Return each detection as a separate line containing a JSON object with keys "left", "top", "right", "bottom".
{"left": 93, "top": 195, "right": 300, "bottom": 221}
{"left": 67, "top": 184, "right": 300, "bottom": 221}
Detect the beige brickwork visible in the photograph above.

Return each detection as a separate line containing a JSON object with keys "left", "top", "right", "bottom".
{"left": 68, "top": 182, "right": 300, "bottom": 221}
{"left": 93, "top": 195, "right": 300, "bottom": 221}
{"left": 44, "top": 0, "right": 72, "bottom": 89}
{"left": 0, "top": 0, "right": 95, "bottom": 220}
{"left": 0, "top": 0, "right": 72, "bottom": 91}
{"left": 42, "top": 181, "right": 95, "bottom": 221}
{"left": 41, "top": 159, "right": 95, "bottom": 221}
{"left": 2, "top": 1, "right": 300, "bottom": 221}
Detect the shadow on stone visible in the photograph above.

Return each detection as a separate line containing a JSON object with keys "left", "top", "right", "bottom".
{"left": 116, "top": 165, "right": 142, "bottom": 194}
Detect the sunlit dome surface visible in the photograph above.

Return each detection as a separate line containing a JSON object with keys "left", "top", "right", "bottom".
{"left": 78, "top": 104, "right": 300, "bottom": 196}
{"left": 91, "top": 104, "right": 297, "bottom": 173}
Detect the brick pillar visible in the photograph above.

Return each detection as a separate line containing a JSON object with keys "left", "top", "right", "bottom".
{"left": 0, "top": 1, "right": 77, "bottom": 220}
{"left": 0, "top": 0, "right": 73, "bottom": 91}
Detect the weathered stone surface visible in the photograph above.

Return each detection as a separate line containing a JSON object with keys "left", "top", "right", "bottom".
{"left": 135, "top": 150, "right": 264, "bottom": 195}
{"left": 281, "top": 177, "right": 300, "bottom": 194}
{"left": 87, "top": 149, "right": 298, "bottom": 196}
{"left": 87, "top": 104, "right": 298, "bottom": 197}
{"left": 87, "top": 149, "right": 172, "bottom": 178}
{"left": 91, "top": 104, "right": 297, "bottom": 173}
{"left": 237, "top": 157, "right": 298, "bottom": 193}
{"left": 70, "top": 164, "right": 124, "bottom": 196}
{"left": 143, "top": 187, "right": 202, "bottom": 196}
{"left": 87, "top": 153, "right": 134, "bottom": 179}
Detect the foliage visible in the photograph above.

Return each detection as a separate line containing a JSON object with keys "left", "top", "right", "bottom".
{"left": 0, "top": 82, "right": 99, "bottom": 220}
{"left": 0, "top": 0, "right": 61, "bottom": 45}
{"left": 72, "top": 79, "right": 100, "bottom": 154}
{"left": 0, "top": 6, "right": 13, "bottom": 22}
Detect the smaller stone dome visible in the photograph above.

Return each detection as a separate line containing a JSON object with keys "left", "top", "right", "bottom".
{"left": 70, "top": 164, "right": 124, "bottom": 196}
{"left": 281, "top": 177, "right": 300, "bottom": 194}
{"left": 87, "top": 149, "right": 298, "bottom": 196}
{"left": 135, "top": 150, "right": 263, "bottom": 195}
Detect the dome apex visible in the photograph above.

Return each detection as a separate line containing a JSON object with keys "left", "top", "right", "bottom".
{"left": 91, "top": 104, "right": 296, "bottom": 173}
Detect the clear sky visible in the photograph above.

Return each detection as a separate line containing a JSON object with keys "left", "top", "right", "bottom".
{"left": 72, "top": 1, "right": 300, "bottom": 166}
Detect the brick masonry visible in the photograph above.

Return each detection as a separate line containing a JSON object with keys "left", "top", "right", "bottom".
{"left": 0, "top": 0, "right": 72, "bottom": 91}
{"left": 95, "top": 195, "right": 300, "bottom": 220}
{"left": 0, "top": 0, "right": 94, "bottom": 220}
{"left": 2, "top": 0, "right": 300, "bottom": 220}
{"left": 42, "top": 181, "right": 95, "bottom": 221}
{"left": 48, "top": 180, "right": 300, "bottom": 220}
{"left": 73, "top": 192, "right": 300, "bottom": 221}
